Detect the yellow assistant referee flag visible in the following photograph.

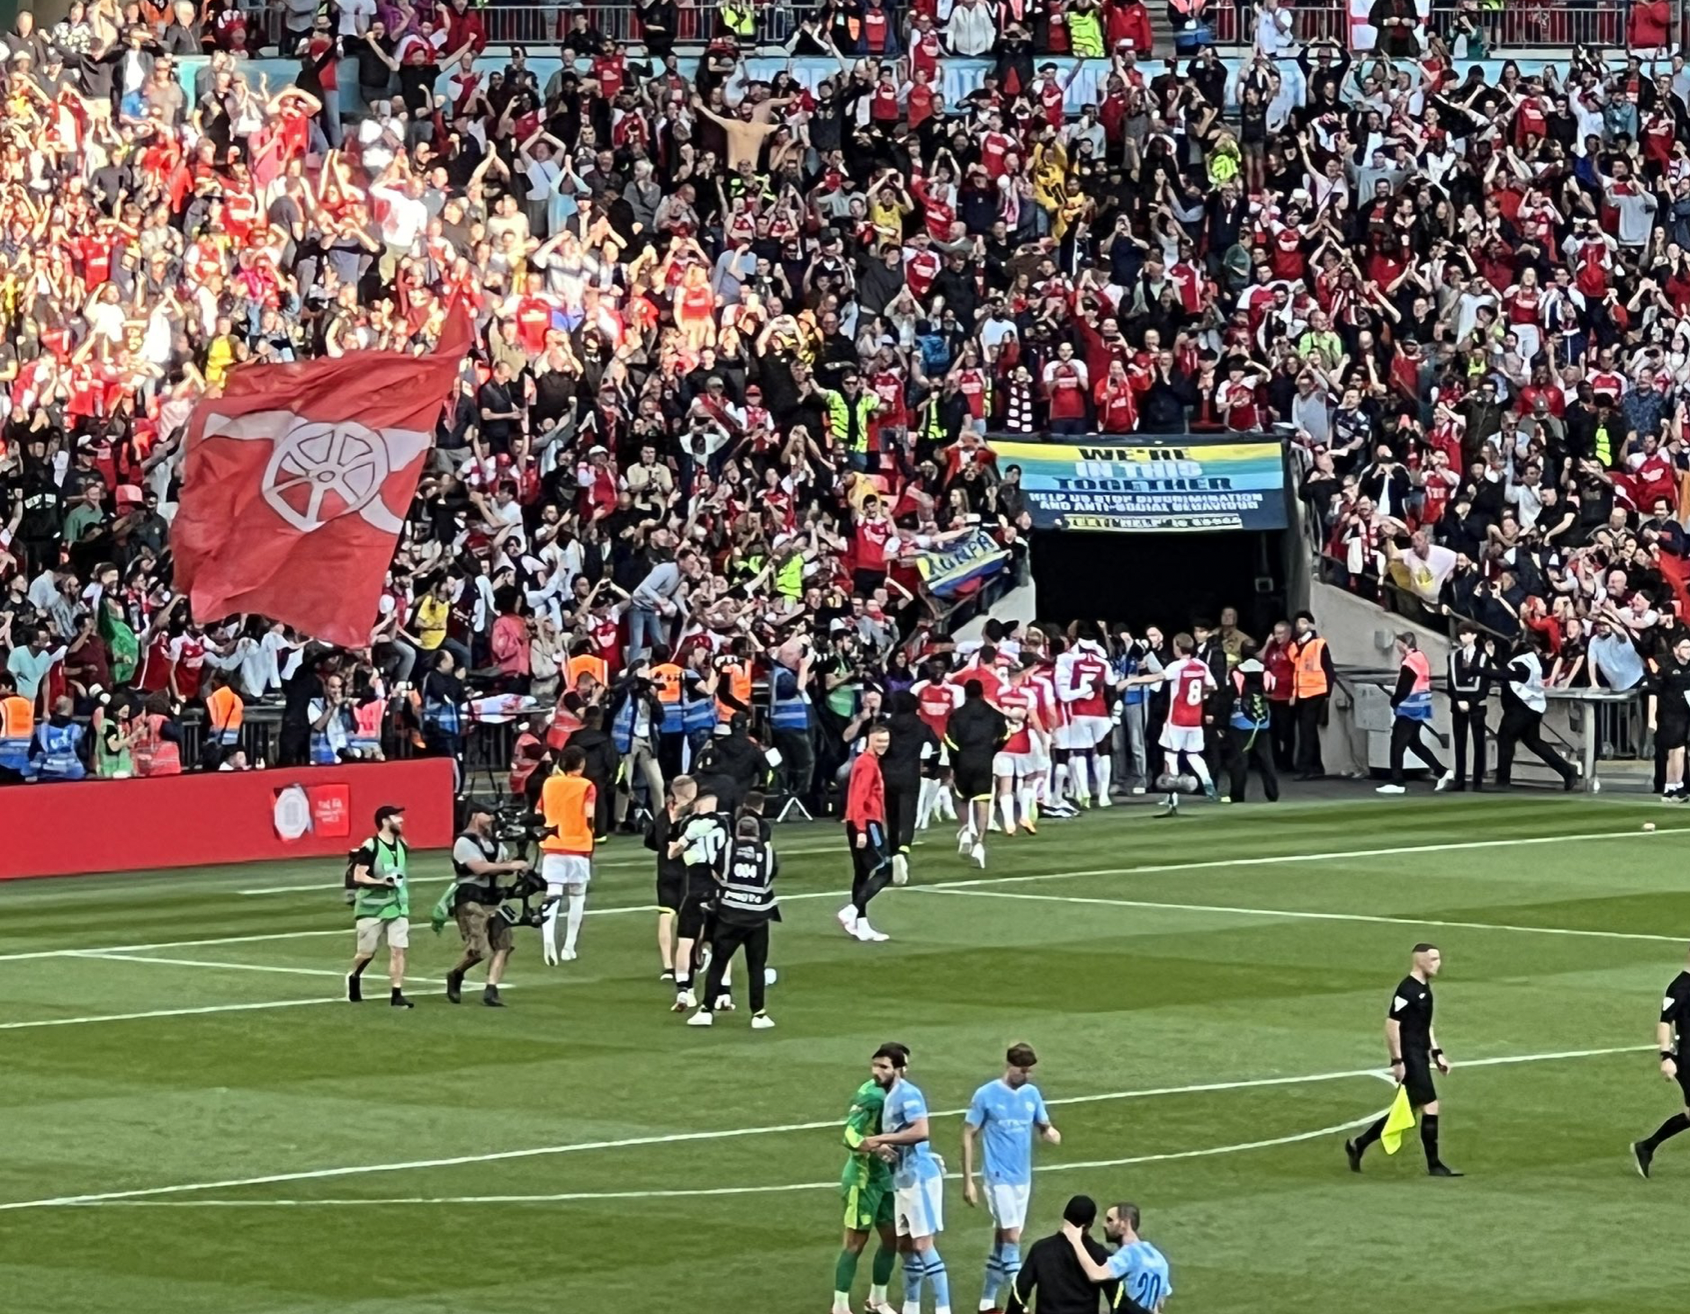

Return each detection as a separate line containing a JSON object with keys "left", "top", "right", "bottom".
{"left": 1380, "top": 1084, "right": 1417, "bottom": 1155}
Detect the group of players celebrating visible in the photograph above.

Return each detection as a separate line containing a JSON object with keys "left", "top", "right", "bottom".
{"left": 829, "top": 621, "right": 1230, "bottom": 947}
{"left": 836, "top": 1043, "right": 1171, "bottom": 1314}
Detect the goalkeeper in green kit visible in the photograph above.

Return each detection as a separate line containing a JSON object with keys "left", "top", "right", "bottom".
{"left": 833, "top": 1044, "right": 906, "bottom": 1314}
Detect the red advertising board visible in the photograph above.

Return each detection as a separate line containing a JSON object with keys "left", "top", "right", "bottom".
{"left": 0, "top": 758, "right": 455, "bottom": 880}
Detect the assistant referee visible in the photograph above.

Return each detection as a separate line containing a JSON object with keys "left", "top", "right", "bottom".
{"left": 1345, "top": 943, "right": 1461, "bottom": 1177}
{"left": 1632, "top": 946, "right": 1690, "bottom": 1177}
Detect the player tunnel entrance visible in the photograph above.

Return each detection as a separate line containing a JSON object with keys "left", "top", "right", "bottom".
{"left": 1030, "top": 529, "right": 1288, "bottom": 637}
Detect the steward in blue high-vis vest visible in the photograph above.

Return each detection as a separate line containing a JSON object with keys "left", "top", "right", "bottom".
{"left": 30, "top": 697, "right": 88, "bottom": 782}
{"left": 1379, "top": 633, "right": 1448, "bottom": 795}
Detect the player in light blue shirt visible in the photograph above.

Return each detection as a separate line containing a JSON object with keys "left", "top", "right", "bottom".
{"left": 864, "top": 1048, "right": 952, "bottom": 1314}
{"left": 1064, "top": 1201, "right": 1172, "bottom": 1312}
{"left": 960, "top": 1043, "right": 1060, "bottom": 1312}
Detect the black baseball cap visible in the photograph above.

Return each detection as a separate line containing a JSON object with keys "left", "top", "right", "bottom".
{"left": 464, "top": 798, "right": 496, "bottom": 816}
{"left": 374, "top": 804, "right": 406, "bottom": 825}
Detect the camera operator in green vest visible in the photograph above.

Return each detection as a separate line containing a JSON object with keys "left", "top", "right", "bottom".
{"left": 346, "top": 804, "right": 414, "bottom": 1009}
{"left": 806, "top": 372, "right": 881, "bottom": 472}
{"left": 443, "top": 801, "right": 530, "bottom": 1008}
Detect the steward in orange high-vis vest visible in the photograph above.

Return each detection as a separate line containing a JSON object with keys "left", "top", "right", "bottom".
{"left": 1288, "top": 611, "right": 1334, "bottom": 781}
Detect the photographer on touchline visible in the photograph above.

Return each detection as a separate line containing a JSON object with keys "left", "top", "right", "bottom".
{"left": 443, "top": 801, "right": 531, "bottom": 1008}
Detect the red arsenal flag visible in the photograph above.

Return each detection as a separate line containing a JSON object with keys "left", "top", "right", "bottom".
{"left": 173, "top": 313, "right": 470, "bottom": 647}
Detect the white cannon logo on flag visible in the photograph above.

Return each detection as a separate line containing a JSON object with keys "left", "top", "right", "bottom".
{"left": 200, "top": 411, "right": 432, "bottom": 534}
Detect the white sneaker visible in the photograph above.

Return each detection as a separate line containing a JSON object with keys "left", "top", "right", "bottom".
{"left": 714, "top": 993, "right": 736, "bottom": 1012}
{"left": 891, "top": 853, "right": 910, "bottom": 887}
{"left": 1096, "top": 794, "right": 1113, "bottom": 807}
{"left": 956, "top": 829, "right": 973, "bottom": 855}
{"left": 1376, "top": 784, "right": 1406, "bottom": 795}
{"left": 560, "top": 946, "right": 578, "bottom": 962}
{"left": 1434, "top": 771, "right": 1455, "bottom": 792}
{"left": 686, "top": 1010, "right": 714, "bottom": 1027}
{"left": 837, "top": 904, "right": 859, "bottom": 936}
{"left": 970, "top": 842, "right": 986, "bottom": 869}
{"left": 855, "top": 920, "right": 890, "bottom": 942}
{"left": 750, "top": 1012, "right": 776, "bottom": 1030}
{"left": 676, "top": 989, "right": 697, "bottom": 1010}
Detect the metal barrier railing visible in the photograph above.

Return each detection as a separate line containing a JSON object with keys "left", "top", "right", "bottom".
{"left": 247, "top": 0, "right": 1654, "bottom": 53}
{"left": 1207, "top": 0, "right": 1642, "bottom": 48}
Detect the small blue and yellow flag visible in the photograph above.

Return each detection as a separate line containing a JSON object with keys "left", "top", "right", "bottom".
{"left": 1380, "top": 1085, "right": 1417, "bottom": 1155}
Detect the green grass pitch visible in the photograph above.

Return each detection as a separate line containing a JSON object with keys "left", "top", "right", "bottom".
{"left": 4, "top": 793, "right": 1690, "bottom": 1313}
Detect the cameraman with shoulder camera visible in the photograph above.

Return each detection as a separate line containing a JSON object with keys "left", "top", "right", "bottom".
{"left": 443, "top": 801, "right": 531, "bottom": 1007}
{"left": 686, "top": 813, "right": 779, "bottom": 1031}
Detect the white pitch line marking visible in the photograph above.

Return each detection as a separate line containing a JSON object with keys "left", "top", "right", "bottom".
{"left": 71, "top": 951, "right": 360, "bottom": 979}
{"left": 0, "top": 1045, "right": 1647, "bottom": 1212}
{"left": 920, "top": 888, "right": 1688, "bottom": 945}
{"left": 232, "top": 842, "right": 846, "bottom": 894}
{"left": 3, "top": 822, "right": 1681, "bottom": 970}
{"left": 66, "top": 1109, "right": 1396, "bottom": 1209}
{"left": 71, "top": 951, "right": 458, "bottom": 989}
{"left": 0, "top": 998, "right": 339, "bottom": 1031}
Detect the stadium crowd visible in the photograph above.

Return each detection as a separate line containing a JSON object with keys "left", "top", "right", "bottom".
{"left": 0, "top": 0, "right": 1682, "bottom": 804}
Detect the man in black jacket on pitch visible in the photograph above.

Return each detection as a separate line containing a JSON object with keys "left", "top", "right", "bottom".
{"left": 1009, "top": 1195, "right": 1147, "bottom": 1314}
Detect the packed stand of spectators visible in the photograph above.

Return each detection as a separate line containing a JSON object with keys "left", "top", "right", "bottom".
{"left": 0, "top": 0, "right": 1682, "bottom": 794}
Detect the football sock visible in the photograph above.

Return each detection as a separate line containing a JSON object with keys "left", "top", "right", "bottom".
{"left": 1053, "top": 761, "right": 1069, "bottom": 801}
{"left": 1420, "top": 1114, "right": 1442, "bottom": 1168}
{"left": 980, "top": 1242, "right": 1005, "bottom": 1307}
{"left": 1000, "top": 1239, "right": 1021, "bottom": 1292}
{"left": 542, "top": 901, "right": 561, "bottom": 957}
{"left": 1095, "top": 754, "right": 1112, "bottom": 798}
{"left": 902, "top": 1252, "right": 925, "bottom": 1314}
{"left": 1073, "top": 751, "right": 1092, "bottom": 800}
{"left": 1353, "top": 1115, "right": 1386, "bottom": 1153}
{"left": 1644, "top": 1112, "right": 1690, "bottom": 1150}
{"left": 925, "top": 1250, "right": 951, "bottom": 1314}
{"left": 873, "top": 1245, "right": 896, "bottom": 1285}
{"left": 1188, "top": 755, "right": 1213, "bottom": 787}
{"left": 834, "top": 1249, "right": 860, "bottom": 1309}
{"left": 997, "top": 792, "right": 1016, "bottom": 832}
{"left": 917, "top": 777, "right": 935, "bottom": 827}
{"left": 562, "top": 892, "right": 586, "bottom": 954}
{"left": 1017, "top": 784, "right": 1037, "bottom": 825}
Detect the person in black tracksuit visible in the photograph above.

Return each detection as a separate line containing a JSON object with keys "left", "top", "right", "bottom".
{"left": 883, "top": 692, "right": 939, "bottom": 885}
{"left": 645, "top": 775, "right": 698, "bottom": 984}
{"left": 571, "top": 705, "right": 621, "bottom": 838}
{"left": 946, "top": 679, "right": 1008, "bottom": 867}
{"left": 1445, "top": 623, "right": 1491, "bottom": 791}
{"left": 1192, "top": 620, "right": 1231, "bottom": 783}
{"left": 1650, "top": 633, "right": 1690, "bottom": 801}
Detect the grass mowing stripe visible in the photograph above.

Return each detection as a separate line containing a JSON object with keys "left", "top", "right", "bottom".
{"left": 0, "top": 1045, "right": 1647, "bottom": 1212}
{"left": 63, "top": 1108, "right": 1397, "bottom": 1209}
{"left": 0, "top": 822, "right": 1679, "bottom": 969}
{"left": 921, "top": 888, "right": 1689, "bottom": 944}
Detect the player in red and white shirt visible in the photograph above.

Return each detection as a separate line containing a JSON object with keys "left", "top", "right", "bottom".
{"left": 991, "top": 660, "right": 1049, "bottom": 836}
{"left": 911, "top": 660, "right": 964, "bottom": 829}
{"left": 1126, "top": 633, "right": 1218, "bottom": 808}
{"left": 1054, "top": 629, "right": 1114, "bottom": 807}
